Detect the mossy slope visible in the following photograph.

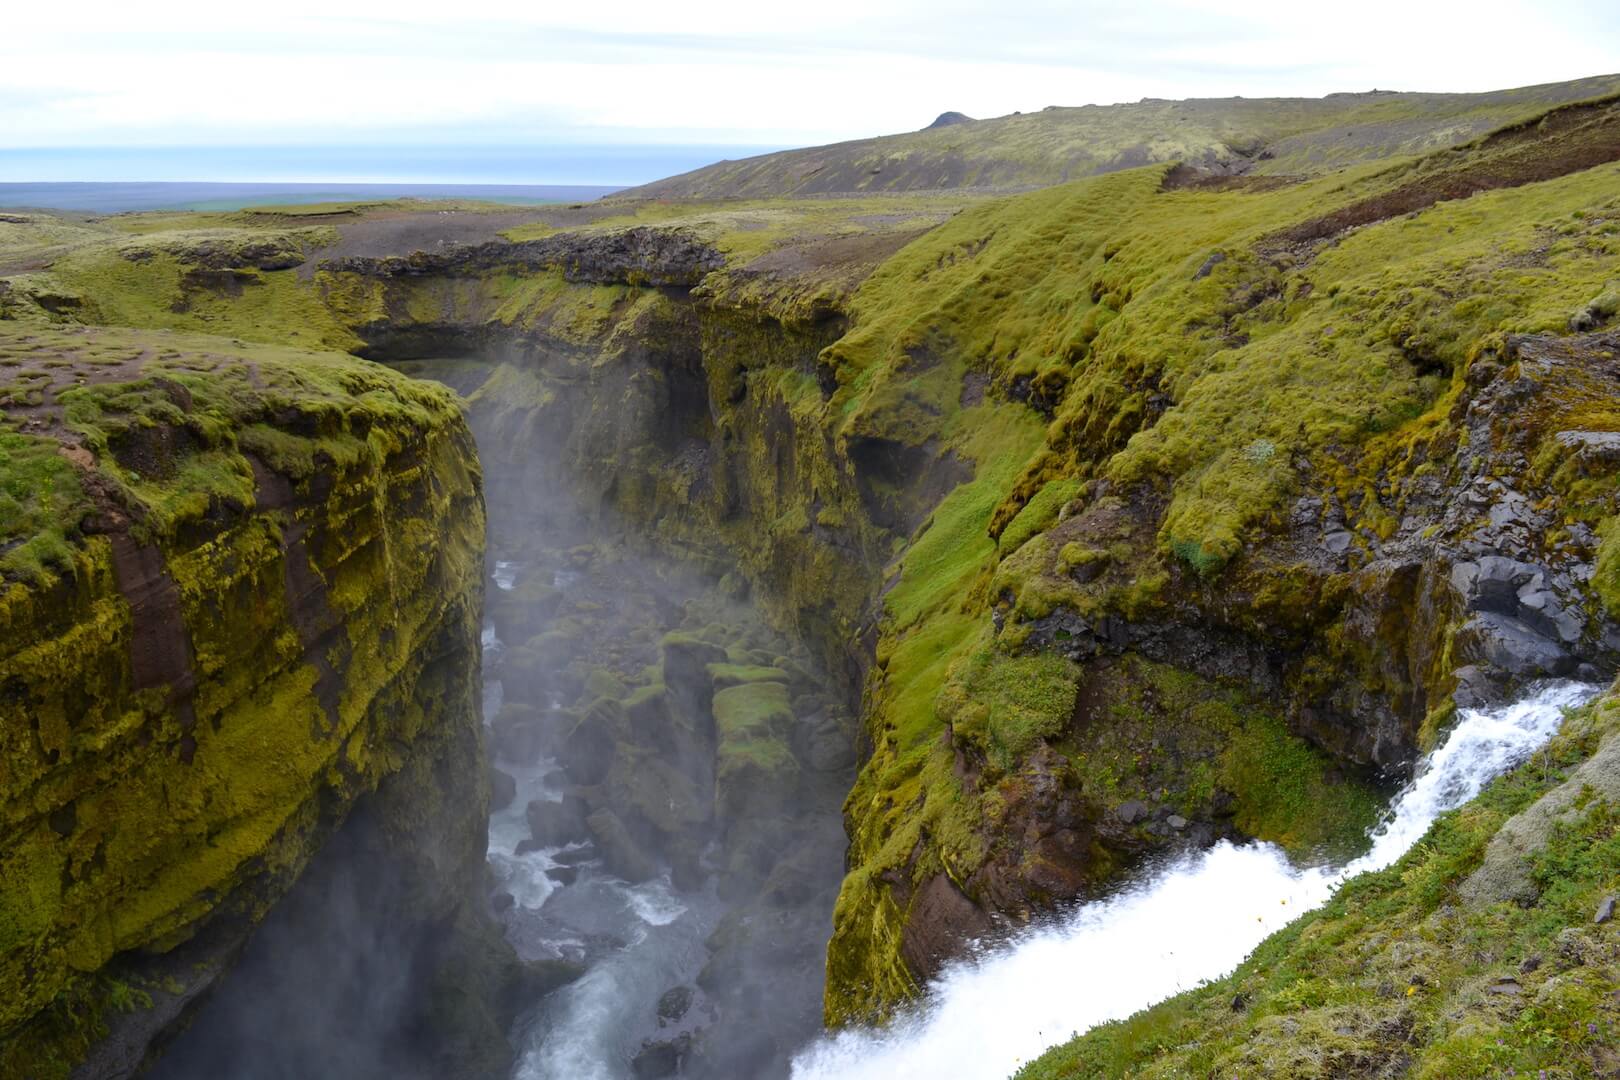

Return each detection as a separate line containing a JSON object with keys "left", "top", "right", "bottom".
{"left": 621, "top": 74, "right": 1620, "bottom": 198}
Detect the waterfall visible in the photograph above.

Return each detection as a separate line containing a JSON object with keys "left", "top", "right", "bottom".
{"left": 790, "top": 681, "right": 1598, "bottom": 1080}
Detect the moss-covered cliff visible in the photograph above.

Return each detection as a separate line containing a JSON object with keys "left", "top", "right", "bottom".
{"left": 4, "top": 85, "right": 1620, "bottom": 1055}
{"left": 0, "top": 323, "right": 506, "bottom": 1076}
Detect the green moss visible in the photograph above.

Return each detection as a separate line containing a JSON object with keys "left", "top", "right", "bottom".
{"left": 32, "top": 233, "right": 359, "bottom": 351}
{"left": 708, "top": 662, "right": 790, "bottom": 687}
{"left": 0, "top": 320, "right": 486, "bottom": 1068}
{"left": 1217, "top": 712, "right": 1383, "bottom": 856}
{"left": 0, "top": 323, "right": 462, "bottom": 557}
{"left": 0, "top": 432, "right": 87, "bottom": 584}
{"left": 998, "top": 477, "right": 1081, "bottom": 555}
{"left": 883, "top": 405, "right": 1045, "bottom": 631}
{"left": 713, "top": 681, "right": 796, "bottom": 773}
{"left": 937, "top": 637, "right": 1080, "bottom": 770}
{"left": 1594, "top": 516, "right": 1620, "bottom": 615}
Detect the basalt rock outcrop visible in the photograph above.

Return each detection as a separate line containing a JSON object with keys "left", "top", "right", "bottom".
{"left": 325, "top": 226, "right": 725, "bottom": 288}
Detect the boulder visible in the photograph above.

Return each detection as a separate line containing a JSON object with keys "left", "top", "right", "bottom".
{"left": 661, "top": 633, "right": 728, "bottom": 732}
{"left": 491, "top": 703, "right": 551, "bottom": 765}
{"left": 490, "top": 768, "right": 517, "bottom": 812}
{"left": 557, "top": 701, "right": 621, "bottom": 785}
{"left": 656, "top": 985, "right": 694, "bottom": 1026}
{"left": 1456, "top": 612, "right": 1575, "bottom": 678}
{"left": 488, "top": 577, "right": 563, "bottom": 646}
{"left": 1116, "top": 799, "right": 1151, "bottom": 825}
{"left": 713, "top": 682, "right": 799, "bottom": 822}
{"left": 587, "top": 809, "right": 661, "bottom": 883}
{"left": 551, "top": 844, "right": 599, "bottom": 867}
{"left": 1450, "top": 557, "right": 1537, "bottom": 615}
{"left": 806, "top": 721, "right": 855, "bottom": 772}
{"left": 526, "top": 794, "right": 591, "bottom": 848}
{"left": 630, "top": 1035, "right": 689, "bottom": 1078}
{"left": 503, "top": 629, "right": 586, "bottom": 704}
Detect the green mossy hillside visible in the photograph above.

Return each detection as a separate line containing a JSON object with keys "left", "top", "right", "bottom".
{"left": 818, "top": 96, "right": 1620, "bottom": 1022}
{"left": 620, "top": 74, "right": 1620, "bottom": 199}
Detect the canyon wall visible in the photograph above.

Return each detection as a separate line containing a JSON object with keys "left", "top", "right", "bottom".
{"left": 0, "top": 325, "right": 517, "bottom": 1077}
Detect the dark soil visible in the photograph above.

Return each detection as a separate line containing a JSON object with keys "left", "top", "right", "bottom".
{"left": 1264, "top": 95, "right": 1620, "bottom": 251}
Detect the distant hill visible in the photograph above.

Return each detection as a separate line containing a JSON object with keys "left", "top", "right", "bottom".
{"left": 619, "top": 73, "right": 1620, "bottom": 199}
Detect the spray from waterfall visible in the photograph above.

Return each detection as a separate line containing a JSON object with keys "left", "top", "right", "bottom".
{"left": 789, "top": 681, "right": 1598, "bottom": 1080}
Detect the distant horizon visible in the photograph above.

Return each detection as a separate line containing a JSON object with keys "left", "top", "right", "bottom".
{"left": 0, "top": 144, "right": 789, "bottom": 189}
{"left": 0, "top": 181, "right": 645, "bottom": 215}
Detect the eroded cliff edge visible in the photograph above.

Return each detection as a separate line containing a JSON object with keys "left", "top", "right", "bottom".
{"left": 0, "top": 323, "right": 518, "bottom": 1077}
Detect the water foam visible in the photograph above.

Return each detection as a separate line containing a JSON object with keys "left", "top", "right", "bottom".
{"left": 790, "top": 681, "right": 1597, "bottom": 1080}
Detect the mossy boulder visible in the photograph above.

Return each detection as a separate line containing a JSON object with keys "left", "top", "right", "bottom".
{"left": 713, "top": 681, "right": 800, "bottom": 822}
{"left": 488, "top": 575, "right": 563, "bottom": 645}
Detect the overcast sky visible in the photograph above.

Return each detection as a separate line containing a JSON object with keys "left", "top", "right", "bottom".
{"left": 3, "top": 1, "right": 1618, "bottom": 162}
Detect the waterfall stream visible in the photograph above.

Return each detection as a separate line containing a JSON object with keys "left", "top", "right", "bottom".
{"left": 788, "top": 681, "right": 1598, "bottom": 1080}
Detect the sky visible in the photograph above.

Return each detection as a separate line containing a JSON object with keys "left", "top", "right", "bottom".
{"left": 3, "top": 0, "right": 1618, "bottom": 183}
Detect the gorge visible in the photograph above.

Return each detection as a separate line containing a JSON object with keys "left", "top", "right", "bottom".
{"left": 4, "top": 75, "right": 1620, "bottom": 1079}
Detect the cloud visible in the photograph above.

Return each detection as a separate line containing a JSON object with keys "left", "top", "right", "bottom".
{"left": 1, "top": 0, "right": 1616, "bottom": 151}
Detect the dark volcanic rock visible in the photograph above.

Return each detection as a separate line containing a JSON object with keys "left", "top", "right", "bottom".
{"left": 325, "top": 226, "right": 725, "bottom": 288}
{"left": 1457, "top": 612, "right": 1576, "bottom": 678}
{"left": 551, "top": 844, "right": 599, "bottom": 867}
{"left": 490, "top": 768, "right": 517, "bottom": 812}
{"left": 586, "top": 808, "right": 661, "bottom": 883}
{"left": 656, "top": 985, "right": 695, "bottom": 1026}
{"left": 630, "top": 1034, "right": 690, "bottom": 1078}
{"left": 526, "top": 794, "right": 591, "bottom": 848}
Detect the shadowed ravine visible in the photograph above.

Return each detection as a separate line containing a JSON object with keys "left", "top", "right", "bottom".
{"left": 453, "top": 358, "right": 858, "bottom": 1079}
{"left": 148, "top": 346, "right": 857, "bottom": 1078}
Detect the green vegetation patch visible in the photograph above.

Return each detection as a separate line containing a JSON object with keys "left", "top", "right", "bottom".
{"left": 713, "top": 681, "right": 796, "bottom": 774}
{"left": 0, "top": 433, "right": 87, "bottom": 584}
{"left": 0, "top": 323, "right": 464, "bottom": 582}
{"left": 1054, "top": 657, "right": 1383, "bottom": 857}
{"left": 937, "top": 637, "right": 1080, "bottom": 769}
{"left": 997, "top": 477, "right": 1082, "bottom": 555}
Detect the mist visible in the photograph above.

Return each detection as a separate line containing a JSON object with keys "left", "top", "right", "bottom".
{"left": 152, "top": 340, "right": 858, "bottom": 1080}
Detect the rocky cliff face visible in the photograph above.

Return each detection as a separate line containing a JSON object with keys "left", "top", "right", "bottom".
{"left": 0, "top": 324, "right": 512, "bottom": 1078}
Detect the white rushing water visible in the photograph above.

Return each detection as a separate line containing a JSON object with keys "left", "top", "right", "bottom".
{"left": 790, "top": 680, "right": 1598, "bottom": 1080}
{"left": 483, "top": 561, "right": 724, "bottom": 1080}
